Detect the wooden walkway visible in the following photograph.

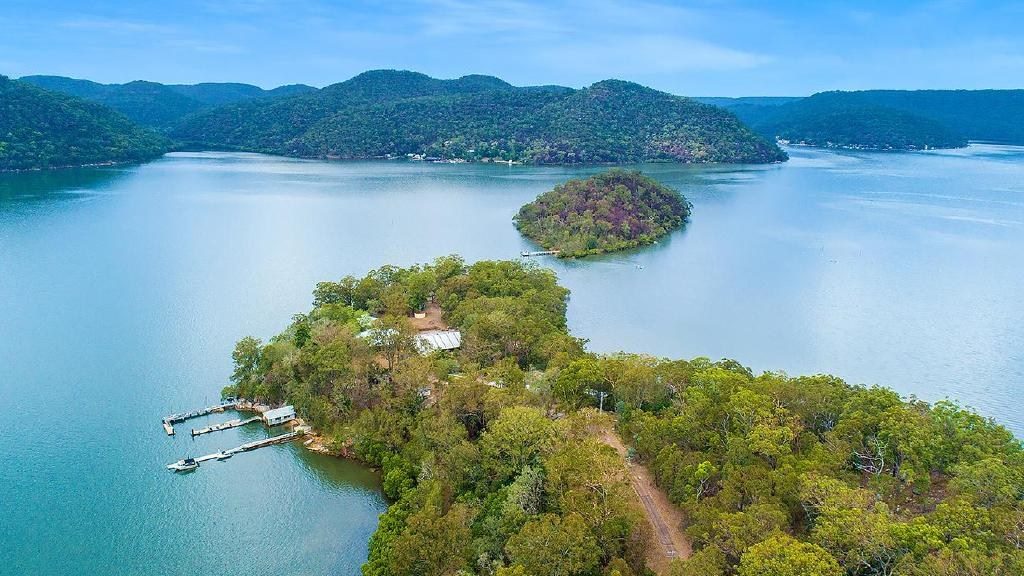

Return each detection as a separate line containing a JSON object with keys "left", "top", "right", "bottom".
{"left": 520, "top": 250, "right": 560, "bottom": 257}
{"left": 167, "top": 430, "right": 305, "bottom": 471}
{"left": 191, "top": 416, "right": 261, "bottom": 437}
{"left": 161, "top": 401, "right": 237, "bottom": 435}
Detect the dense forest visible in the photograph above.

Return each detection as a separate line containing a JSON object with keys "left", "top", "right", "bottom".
{"left": 19, "top": 75, "right": 315, "bottom": 131}
{"left": 754, "top": 99, "right": 967, "bottom": 150}
{"left": 225, "top": 256, "right": 1024, "bottom": 576}
{"left": 0, "top": 75, "right": 168, "bottom": 171}
{"left": 716, "top": 89, "right": 1024, "bottom": 150}
{"left": 172, "top": 70, "right": 787, "bottom": 165}
{"left": 515, "top": 169, "right": 691, "bottom": 257}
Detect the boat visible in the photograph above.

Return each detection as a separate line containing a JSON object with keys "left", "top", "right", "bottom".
{"left": 167, "top": 458, "right": 199, "bottom": 472}
{"left": 215, "top": 451, "right": 232, "bottom": 460}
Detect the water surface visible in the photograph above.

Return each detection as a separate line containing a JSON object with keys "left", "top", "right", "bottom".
{"left": 1, "top": 145, "right": 1022, "bottom": 574}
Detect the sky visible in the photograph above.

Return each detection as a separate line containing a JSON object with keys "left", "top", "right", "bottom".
{"left": 1, "top": 0, "right": 1022, "bottom": 96}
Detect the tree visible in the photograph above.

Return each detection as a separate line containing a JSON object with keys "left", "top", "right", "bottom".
{"left": 505, "top": 513, "right": 601, "bottom": 576}
{"left": 480, "top": 406, "right": 556, "bottom": 485}
{"left": 230, "top": 336, "right": 263, "bottom": 398}
{"left": 387, "top": 502, "right": 474, "bottom": 576}
{"left": 737, "top": 533, "right": 841, "bottom": 576}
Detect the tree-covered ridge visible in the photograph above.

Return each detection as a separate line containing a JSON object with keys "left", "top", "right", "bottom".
{"left": 620, "top": 365, "right": 1024, "bottom": 576}
{"left": 19, "top": 75, "right": 316, "bottom": 131}
{"left": 750, "top": 95, "right": 968, "bottom": 151}
{"left": 226, "top": 256, "right": 1022, "bottom": 576}
{"left": 172, "top": 70, "right": 787, "bottom": 165}
{"left": 0, "top": 76, "right": 168, "bottom": 171}
{"left": 718, "top": 89, "right": 1024, "bottom": 151}
{"left": 515, "top": 169, "right": 691, "bottom": 257}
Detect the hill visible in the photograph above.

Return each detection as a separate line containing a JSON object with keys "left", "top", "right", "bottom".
{"left": 718, "top": 90, "right": 1024, "bottom": 150}
{"left": 0, "top": 76, "right": 168, "bottom": 171}
{"left": 18, "top": 75, "right": 317, "bottom": 130}
{"left": 755, "top": 96, "right": 968, "bottom": 150}
{"left": 514, "top": 169, "right": 691, "bottom": 257}
{"left": 172, "top": 70, "right": 787, "bottom": 165}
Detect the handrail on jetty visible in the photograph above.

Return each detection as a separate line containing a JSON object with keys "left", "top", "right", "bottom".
{"left": 161, "top": 400, "right": 237, "bottom": 435}
{"left": 166, "top": 430, "right": 306, "bottom": 471}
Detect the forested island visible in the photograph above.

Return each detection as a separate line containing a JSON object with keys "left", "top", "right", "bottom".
{"left": 514, "top": 170, "right": 691, "bottom": 257}
{"left": 172, "top": 70, "right": 787, "bottom": 165}
{"left": 0, "top": 75, "right": 168, "bottom": 171}
{"left": 223, "top": 256, "right": 1024, "bottom": 576}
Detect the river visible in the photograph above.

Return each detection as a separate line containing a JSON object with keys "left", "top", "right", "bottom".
{"left": 1, "top": 144, "right": 1022, "bottom": 574}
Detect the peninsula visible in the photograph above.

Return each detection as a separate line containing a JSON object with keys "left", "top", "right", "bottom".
{"left": 224, "top": 256, "right": 1024, "bottom": 576}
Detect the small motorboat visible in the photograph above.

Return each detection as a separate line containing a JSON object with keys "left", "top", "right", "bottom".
{"left": 167, "top": 458, "right": 199, "bottom": 472}
{"left": 215, "top": 451, "right": 233, "bottom": 461}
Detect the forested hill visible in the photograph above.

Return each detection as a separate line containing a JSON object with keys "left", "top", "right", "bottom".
{"left": 0, "top": 76, "right": 168, "bottom": 171}
{"left": 171, "top": 70, "right": 787, "bottom": 165}
{"left": 754, "top": 95, "right": 968, "bottom": 150}
{"left": 18, "top": 75, "right": 316, "bottom": 131}
{"left": 716, "top": 90, "right": 1024, "bottom": 150}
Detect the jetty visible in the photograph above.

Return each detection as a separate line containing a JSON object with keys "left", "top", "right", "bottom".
{"left": 191, "top": 416, "right": 261, "bottom": 437}
{"left": 167, "top": 430, "right": 306, "bottom": 472}
{"left": 520, "top": 250, "right": 560, "bottom": 257}
{"left": 161, "top": 400, "right": 237, "bottom": 435}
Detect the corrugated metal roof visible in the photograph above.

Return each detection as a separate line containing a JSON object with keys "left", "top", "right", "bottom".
{"left": 264, "top": 405, "right": 295, "bottom": 420}
{"left": 415, "top": 329, "right": 462, "bottom": 352}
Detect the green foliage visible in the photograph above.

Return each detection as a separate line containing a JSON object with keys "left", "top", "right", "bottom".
{"left": 505, "top": 513, "right": 601, "bottom": 576}
{"left": 0, "top": 76, "right": 168, "bottom": 170}
{"left": 230, "top": 256, "right": 1023, "bottom": 576}
{"left": 19, "top": 75, "right": 316, "bottom": 131}
{"left": 620, "top": 358, "right": 1024, "bottom": 576}
{"left": 172, "top": 70, "right": 786, "bottom": 165}
{"left": 753, "top": 96, "right": 967, "bottom": 150}
{"left": 515, "top": 169, "right": 692, "bottom": 257}
{"left": 737, "top": 533, "right": 841, "bottom": 576}
{"left": 742, "top": 89, "right": 1024, "bottom": 147}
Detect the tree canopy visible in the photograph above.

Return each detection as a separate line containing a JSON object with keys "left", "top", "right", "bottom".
{"left": 225, "top": 256, "right": 1024, "bottom": 576}
{"left": 0, "top": 75, "right": 168, "bottom": 171}
{"left": 172, "top": 70, "right": 787, "bottom": 165}
{"left": 515, "top": 169, "right": 691, "bottom": 257}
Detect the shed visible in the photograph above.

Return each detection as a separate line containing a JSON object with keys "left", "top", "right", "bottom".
{"left": 263, "top": 405, "right": 296, "bottom": 426}
{"left": 415, "top": 329, "right": 462, "bottom": 353}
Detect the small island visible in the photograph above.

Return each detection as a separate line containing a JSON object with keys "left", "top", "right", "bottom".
{"left": 514, "top": 169, "right": 692, "bottom": 258}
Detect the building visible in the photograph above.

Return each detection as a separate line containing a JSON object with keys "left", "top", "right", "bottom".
{"left": 415, "top": 329, "right": 462, "bottom": 353}
{"left": 263, "top": 405, "right": 296, "bottom": 426}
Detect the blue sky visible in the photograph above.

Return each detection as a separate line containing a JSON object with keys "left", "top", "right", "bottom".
{"left": 2, "top": 0, "right": 1022, "bottom": 96}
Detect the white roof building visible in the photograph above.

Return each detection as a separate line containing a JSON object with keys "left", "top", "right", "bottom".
{"left": 415, "top": 329, "right": 462, "bottom": 353}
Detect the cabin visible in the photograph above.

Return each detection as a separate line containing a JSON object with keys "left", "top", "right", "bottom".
{"left": 263, "top": 405, "right": 296, "bottom": 426}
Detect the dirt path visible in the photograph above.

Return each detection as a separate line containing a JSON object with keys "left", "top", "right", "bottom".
{"left": 600, "top": 429, "right": 692, "bottom": 573}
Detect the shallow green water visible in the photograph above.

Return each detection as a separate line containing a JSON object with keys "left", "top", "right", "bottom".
{"left": 1, "top": 145, "right": 1022, "bottom": 574}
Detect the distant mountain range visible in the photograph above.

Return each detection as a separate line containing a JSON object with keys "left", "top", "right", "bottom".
{"left": 5, "top": 69, "right": 1024, "bottom": 171}
{"left": 171, "top": 70, "right": 787, "bottom": 164}
{"left": 0, "top": 75, "right": 167, "bottom": 171}
{"left": 701, "top": 90, "right": 1024, "bottom": 150}
{"left": 18, "top": 75, "right": 316, "bottom": 131}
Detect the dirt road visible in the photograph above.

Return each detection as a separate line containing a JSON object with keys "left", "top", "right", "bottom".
{"left": 600, "top": 429, "right": 692, "bottom": 573}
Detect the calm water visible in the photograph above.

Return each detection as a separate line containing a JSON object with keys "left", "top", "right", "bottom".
{"left": 2, "top": 145, "right": 1023, "bottom": 574}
